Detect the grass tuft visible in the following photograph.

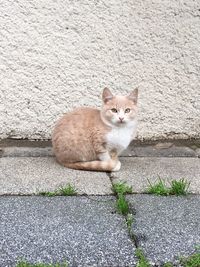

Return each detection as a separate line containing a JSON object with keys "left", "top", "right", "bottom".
{"left": 136, "top": 248, "right": 151, "bottom": 267}
{"left": 16, "top": 260, "right": 68, "bottom": 267}
{"left": 112, "top": 182, "right": 132, "bottom": 215}
{"left": 112, "top": 182, "right": 132, "bottom": 195}
{"left": 146, "top": 178, "right": 190, "bottom": 196}
{"left": 126, "top": 213, "right": 134, "bottom": 234}
{"left": 169, "top": 179, "right": 190, "bottom": 196}
{"left": 146, "top": 178, "right": 169, "bottom": 196}
{"left": 39, "top": 191, "right": 57, "bottom": 197}
{"left": 58, "top": 184, "right": 77, "bottom": 196}
{"left": 116, "top": 194, "right": 129, "bottom": 215}
{"left": 181, "top": 253, "right": 200, "bottom": 267}
{"left": 180, "top": 250, "right": 200, "bottom": 267}
{"left": 39, "top": 184, "right": 77, "bottom": 197}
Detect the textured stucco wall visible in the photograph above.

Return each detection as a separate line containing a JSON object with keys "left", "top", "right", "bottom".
{"left": 0, "top": 0, "right": 200, "bottom": 140}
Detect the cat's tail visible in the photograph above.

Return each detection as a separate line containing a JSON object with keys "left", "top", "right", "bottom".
{"left": 61, "top": 159, "right": 121, "bottom": 172}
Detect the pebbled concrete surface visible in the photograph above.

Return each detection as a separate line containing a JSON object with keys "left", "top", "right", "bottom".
{"left": 0, "top": 157, "right": 112, "bottom": 195}
{"left": 127, "top": 194, "right": 200, "bottom": 266}
{"left": 0, "top": 1, "right": 200, "bottom": 140}
{"left": 112, "top": 157, "right": 200, "bottom": 194}
{"left": 0, "top": 196, "right": 136, "bottom": 267}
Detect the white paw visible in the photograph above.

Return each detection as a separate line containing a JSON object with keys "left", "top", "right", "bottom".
{"left": 112, "top": 161, "right": 121, "bottom": 172}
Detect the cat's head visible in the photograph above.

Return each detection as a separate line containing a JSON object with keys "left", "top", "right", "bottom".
{"left": 101, "top": 87, "right": 138, "bottom": 127}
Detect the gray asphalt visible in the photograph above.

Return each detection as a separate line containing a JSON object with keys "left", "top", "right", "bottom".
{"left": 0, "top": 196, "right": 136, "bottom": 267}
{"left": 0, "top": 195, "right": 200, "bottom": 266}
{"left": 127, "top": 194, "right": 200, "bottom": 266}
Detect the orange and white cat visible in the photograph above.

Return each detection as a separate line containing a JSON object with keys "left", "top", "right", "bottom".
{"left": 52, "top": 88, "right": 138, "bottom": 172}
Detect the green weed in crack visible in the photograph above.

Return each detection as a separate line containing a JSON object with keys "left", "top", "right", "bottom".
{"left": 116, "top": 193, "right": 129, "bottom": 215}
{"left": 146, "top": 178, "right": 169, "bottom": 196}
{"left": 58, "top": 184, "right": 77, "bottom": 196}
{"left": 126, "top": 213, "right": 134, "bottom": 234}
{"left": 112, "top": 181, "right": 132, "bottom": 195}
{"left": 111, "top": 181, "right": 132, "bottom": 217}
{"left": 16, "top": 260, "right": 68, "bottom": 267}
{"left": 169, "top": 179, "right": 190, "bottom": 196}
{"left": 111, "top": 181, "right": 137, "bottom": 245}
{"left": 112, "top": 182, "right": 132, "bottom": 215}
{"left": 39, "top": 184, "right": 77, "bottom": 197}
{"left": 180, "top": 246, "right": 200, "bottom": 267}
{"left": 135, "top": 248, "right": 151, "bottom": 267}
{"left": 39, "top": 191, "right": 57, "bottom": 197}
{"left": 146, "top": 178, "right": 190, "bottom": 196}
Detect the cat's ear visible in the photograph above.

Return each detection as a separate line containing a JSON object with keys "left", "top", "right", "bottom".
{"left": 102, "top": 87, "right": 113, "bottom": 103}
{"left": 128, "top": 88, "right": 138, "bottom": 104}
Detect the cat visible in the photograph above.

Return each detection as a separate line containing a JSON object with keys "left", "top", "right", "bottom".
{"left": 52, "top": 87, "right": 138, "bottom": 172}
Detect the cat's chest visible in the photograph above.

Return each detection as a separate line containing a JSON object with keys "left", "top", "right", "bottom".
{"left": 106, "top": 127, "right": 133, "bottom": 151}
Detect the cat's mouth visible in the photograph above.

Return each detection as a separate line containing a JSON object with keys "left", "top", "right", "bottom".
{"left": 118, "top": 120, "right": 125, "bottom": 124}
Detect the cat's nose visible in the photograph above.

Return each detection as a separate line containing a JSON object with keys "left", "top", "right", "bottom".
{"left": 119, "top": 117, "right": 124, "bottom": 122}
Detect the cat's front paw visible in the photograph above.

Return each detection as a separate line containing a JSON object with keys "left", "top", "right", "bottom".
{"left": 112, "top": 161, "right": 121, "bottom": 172}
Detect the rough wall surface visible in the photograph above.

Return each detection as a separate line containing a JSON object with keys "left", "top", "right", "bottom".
{"left": 0, "top": 0, "right": 200, "bottom": 140}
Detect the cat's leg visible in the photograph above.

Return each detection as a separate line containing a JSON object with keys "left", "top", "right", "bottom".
{"left": 97, "top": 150, "right": 121, "bottom": 172}
{"left": 98, "top": 151, "right": 111, "bottom": 161}
{"left": 112, "top": 161, "right": 121, "bottom": 172}
{"left": 109, "top": 149, "right": 121, "bottom": 171}
{"left": 110, "top": 149, "right": 118, "bottom": 160}
{"left": 93, "top": 138, "right": 121, "bottom": 171}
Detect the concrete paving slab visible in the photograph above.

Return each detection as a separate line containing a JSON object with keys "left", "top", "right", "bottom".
{"left": 2, "top": 147, "right": 54, "bottom": 157}
{"left": 122, "top": 144, "right": 197, "bottom": 157}
{"left": 111, "top": 157, "right": 200, "bottom": 194}
{"left": 1, "top": 140, "right": 199, "bottom": 158}
{"left": 0, "top": 157, "right": 112, "bottom": 195}
{"left": 127, "top": 194, "right": 200, "bottom": 265}
{"left": 0, "top": 196, "right": 136, "bottom": 267}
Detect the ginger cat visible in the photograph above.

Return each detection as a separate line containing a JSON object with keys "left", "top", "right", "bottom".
{"left": 52, "top": 88, "right": 138, "bottom": 172}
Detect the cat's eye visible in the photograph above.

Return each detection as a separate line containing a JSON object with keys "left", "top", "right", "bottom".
{"left": 111, "top": 108, "right": 118, "bottom": 113}
{"left": 125, "top": 108, "right": 131, "bottom": 113}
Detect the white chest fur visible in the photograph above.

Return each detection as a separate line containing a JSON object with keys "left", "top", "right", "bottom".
{"left": 106, "top": 122, "right": 137, "bottom": 153}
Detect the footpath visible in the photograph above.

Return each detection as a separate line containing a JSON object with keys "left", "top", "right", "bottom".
{"left": 0, "top": 139, "right": 200, "bottom": 267}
